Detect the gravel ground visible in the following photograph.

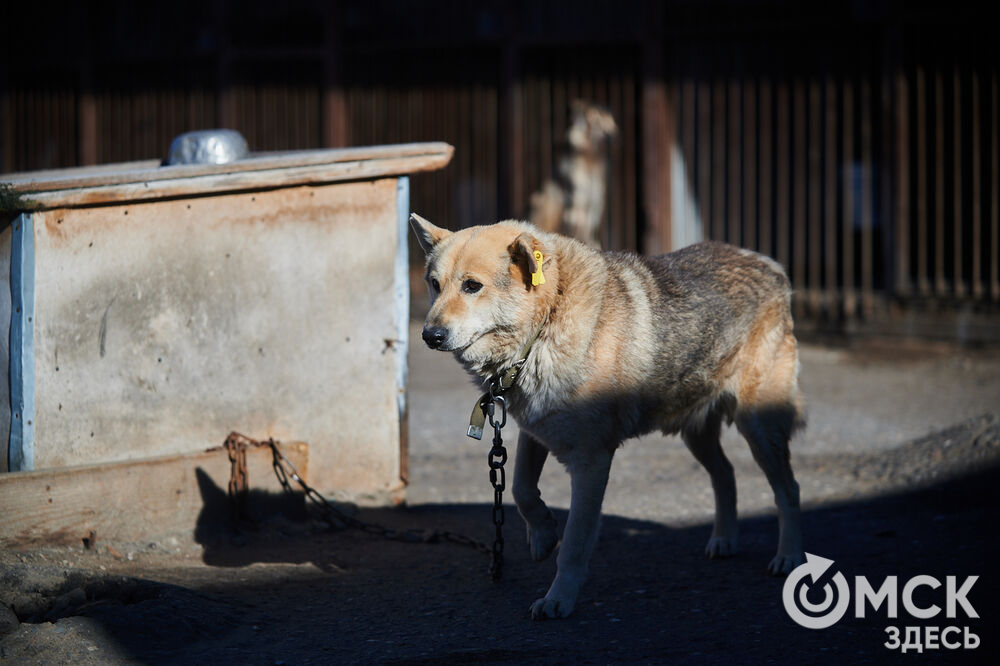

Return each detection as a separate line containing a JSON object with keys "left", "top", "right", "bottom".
{"left": 2, "top": 324, "right": 999, "bottom": 664}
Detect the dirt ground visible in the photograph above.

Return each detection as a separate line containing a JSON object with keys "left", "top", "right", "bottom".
{"left": 2, "top": 325, "right": 1000, "bottom": 664}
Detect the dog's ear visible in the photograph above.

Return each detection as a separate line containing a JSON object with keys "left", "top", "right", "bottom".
{"left": 410, "top": 213, "right": 451, "bottom": 255}
{"left": 508, "top": 232, "right": 547, "bottom": 289}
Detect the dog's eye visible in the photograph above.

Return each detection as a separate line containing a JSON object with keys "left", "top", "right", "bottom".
{"left": 430, "top": 278, "right": 441, "bottom": 292}
{"left": 462, "top": 279, "right": 483, "bottom": 294}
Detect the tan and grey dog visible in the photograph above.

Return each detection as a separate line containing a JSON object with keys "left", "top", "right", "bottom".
{"left": 410, "top": 214, "right": 806, "bottom": 620}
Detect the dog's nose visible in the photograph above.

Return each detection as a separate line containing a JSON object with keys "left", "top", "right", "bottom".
{"left": 422, "top": 326, "right": 449, "bottom": 349}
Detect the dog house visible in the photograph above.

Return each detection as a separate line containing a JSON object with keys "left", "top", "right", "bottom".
{"left": 0, "top": 141, "right": 452, "bottom": 544}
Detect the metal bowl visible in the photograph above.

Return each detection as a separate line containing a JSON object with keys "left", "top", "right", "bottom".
{"left": 164, "top": 129, "right": 249, "bottom": 166}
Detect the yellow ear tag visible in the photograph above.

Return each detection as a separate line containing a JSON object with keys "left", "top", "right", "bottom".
{"left": 531, "top": 250, "right": 546, "bottom": 286}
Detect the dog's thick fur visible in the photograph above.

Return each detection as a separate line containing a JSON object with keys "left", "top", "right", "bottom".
{"left": 411, "top": 216, "right": 806, "bottom": 620}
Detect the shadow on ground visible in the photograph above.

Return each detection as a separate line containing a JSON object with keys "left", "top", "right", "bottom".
{"left": 4, "top": 460, "right": 998, "bottom": 664}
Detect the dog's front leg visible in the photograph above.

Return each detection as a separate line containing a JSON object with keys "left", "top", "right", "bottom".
{"left": 512, "top": 432, "right": 559, "bottom": 561}
{"left": 530, "top": 448, "right": 613, "bottom": 620}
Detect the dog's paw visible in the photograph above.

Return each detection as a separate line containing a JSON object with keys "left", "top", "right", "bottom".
{"left": 705, "top": 534, "right": 738, "bottom": 559}
{"left": 529, "top": 595, "right": 575, "bottom": 620}
{"left": 526, "top": 513, "right": 559, "bottom": 562}
{"left": 529, "top": 572, "right": 582, "bottom": 620}
{"left": 768, "top": 551, "right": 806, "bottom": 576}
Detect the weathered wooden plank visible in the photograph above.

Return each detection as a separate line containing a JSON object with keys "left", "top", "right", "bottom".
{"left": 0, "top": 441, "right": 308, "bottom": 548}
{"left": 9, "top": 153, "right": 453, "bottom": 210}
{"left": 1, "top": 142, "right": 454, "bottom": 195}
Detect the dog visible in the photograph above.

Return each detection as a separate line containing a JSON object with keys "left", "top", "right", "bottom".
{"left": 410, "top": 214, "right": 806, "bottom": 620}
{"left": 529, "top": 100, "right": 617, "bottom": 248}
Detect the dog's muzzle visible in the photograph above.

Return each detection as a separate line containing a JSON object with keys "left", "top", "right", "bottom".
{"left": 422, "top": 325, "right": 449, "bottom": 350}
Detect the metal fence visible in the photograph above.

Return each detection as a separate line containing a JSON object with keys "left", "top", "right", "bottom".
{"left": 668, "top": 36, "right": 999, "bottom": 324}
{"left": 2, "top": 2, "right": 997, "bottom": 339}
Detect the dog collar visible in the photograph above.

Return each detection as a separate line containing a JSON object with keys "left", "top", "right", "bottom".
{"left": 466, "top": 321, "right": 545, "bottom": 440}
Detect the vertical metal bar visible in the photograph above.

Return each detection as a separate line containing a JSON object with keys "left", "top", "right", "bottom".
{"left": 78, "top": 65, "right": 98, "bottom": 166}
{"left": 215, "top": 1, "right": 235, "bottom": 135}
{"left": 916, "top": 66, "right": 929, "bottom": 294}
{"left": 498, "top": 45, "right": 522, "bottom": 222}
{"left": 460, "top": 85, "right": 472, "bottom": 225}
{"left": 862, "top": 77, "right": 874, "bottom": 316}
{"left": 809, "top": 79, "right": 822, "bottom": 313}
{"left": 992, "top": 70, "right": 999, "bottom": 302}
{"left": 744, "top": 77, "right": 757, "bottom": 250}
{"left": 606, "top": 71, "right": 621, "bottom": 249}
{"left": 760, "top": 78, "right": 773, "bottom": 259}
{"left": 698, "top": 78, "right": 712, "bottom": 242}
{"left": 712, "top": 79, "right": 726, "bottom": 241}
{"left": 539, "top": 68, "right": 553, "bottom": 196}
{"left": 880, "top": 55, "right": 896, "bottom": 311}
{"left": 825, "top": 77, "right": 838, "bottom": 312}
{"left": 757, "top": 78, "right": 774, "bottom": 257}
{"left": 935, "top": 69, "right": 947, "bottom": 295}
{"left": 0, "top": 84, "right": 10, "bottom": 172}
{"left": 623, "top": 68, "right": 638, "bottom": 251}
{"left": 777, "top": 80, "right": 790, "bottom": 271}
{"left": 953, "top": 65, "right": 965, "bottom": 297}
{"left": 8, "top": 213, "right": 35, "bottom": 472}
{"left": 489, "top": 78, "right": 500, "bottom": 220}
{"left": 896, "top": 69, "right": 910, "bottom": 295}
{"left": 729, "top": 78, "right": 741, "bottom": 246}
{"left": 682, "top": 77, "right": 698, "bottom": 245}
{"left": 642, "top": 41, "right": 672, "bottom": 255}
{"left": 793, "top": 78, "right": 807, "bottom": 312}
{"left": 843, "top": 78, "right": 856, "bottom": 318}
{"left": 553, "top": 62, "right": 566, "bottom": 161}
{"left": 972, "top": 70, "right": 982, "bottom": 299}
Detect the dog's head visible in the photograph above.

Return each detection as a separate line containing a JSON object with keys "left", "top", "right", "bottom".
{"left": 410, "top": 214, "right": 556, "bottom": 375}
{"left": 567, "top": 100, "right": 617, "bottom": 152}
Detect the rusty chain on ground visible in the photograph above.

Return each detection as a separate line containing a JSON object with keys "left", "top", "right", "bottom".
{"left": 216, "top": 432, "right": 506, "bottom": 576}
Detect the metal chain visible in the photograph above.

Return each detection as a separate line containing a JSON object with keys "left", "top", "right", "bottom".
{"left": 485, "top": 395, "right": 508, "bottom": 581}
{"left": 224, "top": 433, "right": 250, "bottom": 524}
{"left": 218, "top": 432, "right": 498, "bottom": 565}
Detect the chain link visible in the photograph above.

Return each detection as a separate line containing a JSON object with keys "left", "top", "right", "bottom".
{"left": 485, "top": 394, "right": 508, "bottom": 580}
{"left": 225, "top": 433, "right": 253, "bottom": 525}
{"left": 217, "top": 432, "right": 499, "bottom": 564}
